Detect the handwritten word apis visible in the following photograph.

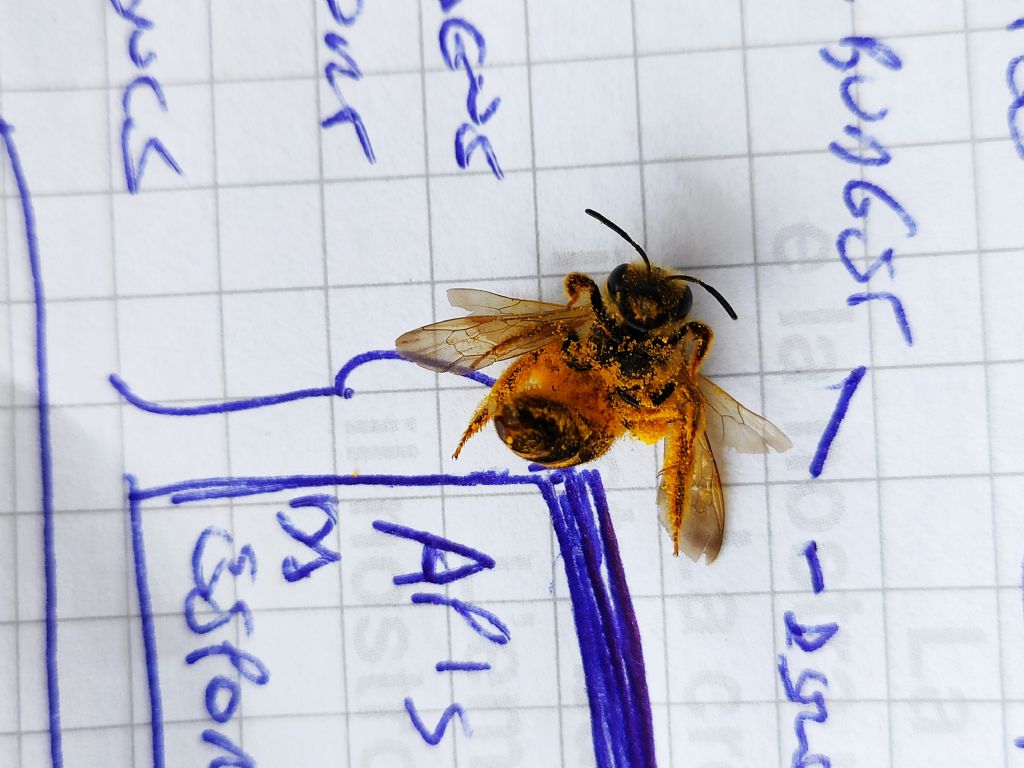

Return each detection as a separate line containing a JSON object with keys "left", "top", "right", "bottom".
{"left": 374, "top": 520, "right": 508, "bottom": 745}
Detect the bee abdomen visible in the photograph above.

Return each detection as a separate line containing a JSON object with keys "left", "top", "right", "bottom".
{"left": 493, "top": 395, "right": 612, "bottom": 467}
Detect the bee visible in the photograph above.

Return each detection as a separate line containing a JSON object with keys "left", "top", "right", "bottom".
{"left": 396, "top": 209, "right": 791, "bottom": 563}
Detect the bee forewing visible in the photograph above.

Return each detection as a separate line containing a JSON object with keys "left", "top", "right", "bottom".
{"left": 447, "top": 288, "right": 566, "bottom": 316}
{"left": 698, "top": 376, "right": 793, "bottom": 454}
{"left": 396, "top": 304, "right": 595, "bottom": 374}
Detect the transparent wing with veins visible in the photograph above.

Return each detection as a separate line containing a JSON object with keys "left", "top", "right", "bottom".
{"left": 698, "top": 376, "right": 792, "bottom": 454}
{"left": 396, "top": 288, "right": 594, "bottom": 374}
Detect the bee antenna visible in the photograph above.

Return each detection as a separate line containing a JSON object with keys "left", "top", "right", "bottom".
{"left": 584, "top": 208, "right": 651, "bottom": 272}
{"left": 669, "top": 275, "right": 739, "bottom": 320}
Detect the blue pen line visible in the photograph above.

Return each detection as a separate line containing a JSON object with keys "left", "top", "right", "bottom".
{"left": 587, "top": 470, "right": 656, "bottom": 766}
{"left": 131, "top": 470, "right": 539, "bottom": 503}
{"left": 435, "top": 660, "right": 491, "bottom": 672}
{"left": 127, "top": 476, "right": 165, "bottom": 768}
{"left": 802, "top": 541, "right": 825, "bottom": 594}
{"left": 0, "top": 117, "right": 63, "bottom": 768}
{"left": 109, "top": 349, "right": 495, "bottom": 416}
{"left": 809, "top": 366, "right": 868, "bottom": 478}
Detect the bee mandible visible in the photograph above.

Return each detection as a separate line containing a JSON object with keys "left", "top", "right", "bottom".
{"left": 396, "top": 209, "right": 791, "bottom": 563}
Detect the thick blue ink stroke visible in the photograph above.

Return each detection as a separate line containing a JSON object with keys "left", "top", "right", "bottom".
{"left": 809, "top": 366, "right": 868, "bottom": 478}
{"left": 0, "top": 117, "right": 64, "bottom": 768}
{"left": 436, "top": 660, "right": 491, "bottom": 672}
{"left": 803, "top": 541, "right": 825, "bottom": 594}
{"left": 128, "top": 477, "right": 165, "bottom": 768}
{"left": 541, "top": 470, "right": 656, "bottom": 767}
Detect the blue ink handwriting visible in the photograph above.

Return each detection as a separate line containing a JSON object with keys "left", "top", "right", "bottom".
{"left": 778, "top": 544, "right": 839, "bottom": 767}
{"left": 373, "top": 519, "right": 496, "bottom": 585}
{"left": 436, "top": 7, "right": 504, "bottom": 179}
{"left": 812, "top": 32, "right": 914, "bottom": 476}
{"left": 803, "top": 541, "right": 825, "bottom": 594}
{"left": 184, "top": 525, "right": 269, "bottom": 765}
{"left": 381, "top": 522, "right": 505, "bottom": 745}
{"left": 1008, "top": 19, "right": 1024, "bottom": 158}
{"left": 109, "top": 1, "right": 183, "bottom": 193}
{"left": 320, "top": 0, "right": 375, "bottom": 162}
{"left": 809, "top": 365, "right": 867, "bottom": 478}
{"left": 403, "top": 698, "right": 472, "bottom": 745}
{"left": 277, "top": 494, "right": 341, "bottom": 581}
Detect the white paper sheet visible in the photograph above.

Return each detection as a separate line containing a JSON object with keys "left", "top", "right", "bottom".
{"left": 2, "top": 1, "right": 1024, "bottom": 766}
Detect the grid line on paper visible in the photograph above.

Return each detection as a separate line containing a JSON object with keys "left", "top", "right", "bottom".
{"left": 3, "top": 352, "right": 1024, "bottom": 413}
{"left": 7, "top": 694, "right": 1024, "bottom": 742}
{"left": 0, "top": 46, "right": 26, "bottom": 768}
{"left": 6, "top": 581, "right": 1024, "bottom": 630}
{"left": 520, "top": 4, "right": 569, "bottom": 765}
{"left": 4, "top": 133, "right": 1019, "bottom": 202}
{"left": 5, "top": 242, "right": 1024, "bottom": 309}
{"left": 12, "top": 467, "right": 1024, "bottom": 523}
{"left": 737, "top": 2, "right": 784, "bottom": 763}
{"left": 845, "top": 3, "right": 898, "bottom": 764}
{"left": 415, "top": 3, "right": 460, "bottom": 766}
{"left": 627, "top": 0, "right": 677, "bottom": 764}
{"left": 1, "top": 21, "right": 1016, "bottom": 96}
{"left": 310, "top": 1, "right": 355, "bottom": 764}
{"left": 629, "top": 0, "right": 684, "bottom": 763}
{"left": 204, "top": 0, "right": 249, "bottom": 756}
{"left": 962, "top": 4, "right": 1009, "bottom": 764}
{"left": 100, "top": 0, "right": 139, "bottom": 760}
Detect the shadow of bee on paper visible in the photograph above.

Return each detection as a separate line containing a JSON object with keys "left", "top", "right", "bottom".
{"left": 397, "top": 209, "right": 791, "bottom": 564}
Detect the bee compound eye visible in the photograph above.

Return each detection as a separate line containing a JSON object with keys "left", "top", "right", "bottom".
{"left": 607, "top": 264, "right": 628, "bottom": 298}
{"left": 673, "top": 284, "right": 694, "bottom": 320}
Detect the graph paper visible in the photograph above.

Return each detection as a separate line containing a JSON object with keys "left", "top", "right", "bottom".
{"left": 2, "top": 1, "right": 1024, "bottom": 766}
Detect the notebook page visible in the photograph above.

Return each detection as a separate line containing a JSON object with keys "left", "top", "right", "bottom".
{"left": 1, "top": 1, "right": 1023, "bottom": 766}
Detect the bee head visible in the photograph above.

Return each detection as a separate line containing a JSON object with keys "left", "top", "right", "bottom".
{"left": 585, "top": 208, "right": 739, "bottom": 330}
{"left": 607, "top": 262, "right": 693, "bottom": 331}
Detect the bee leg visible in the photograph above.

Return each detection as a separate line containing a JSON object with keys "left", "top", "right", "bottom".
{"left": 564, "top": 272, "right": 615, "bottom": 329}
{"left": 681, "top": 321, "right": 714, "bottom": 377}
{"left": 453, "top": 353, "right": 538, "bottom": 459}
{"left": 659, "top": 402, "right": 701, "bottom": 557}
{"left": 453, "top": 399, "right": 493, "bottom": 460}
